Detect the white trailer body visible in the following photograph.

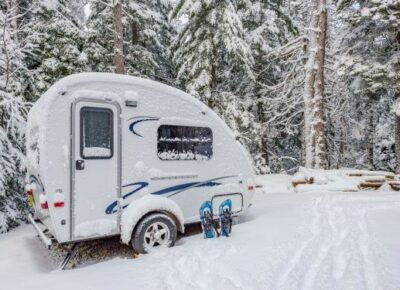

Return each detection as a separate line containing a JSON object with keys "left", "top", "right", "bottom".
{"left": 26, "top": 73, "right": 255, "bottom": 247}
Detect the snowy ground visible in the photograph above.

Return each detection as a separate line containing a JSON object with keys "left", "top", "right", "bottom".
{"left": 2, "top": 174, "right": 400, "bottom": 290}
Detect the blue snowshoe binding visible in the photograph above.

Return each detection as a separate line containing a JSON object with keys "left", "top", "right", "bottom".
{"left": 219, "top": 199, "right": 233, "bottom": 237}
{"left": 200, "top": 201, "right": 218, "bottom": 238}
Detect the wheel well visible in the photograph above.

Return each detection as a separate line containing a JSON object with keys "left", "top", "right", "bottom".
{"left": 131, "top": 210, "right": 184, "bottom": 240}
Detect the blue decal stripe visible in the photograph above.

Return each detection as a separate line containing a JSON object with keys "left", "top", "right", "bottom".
{"left": 128, "top": 116, "right": 159, "bottom": 137}
{"left": 105, "top": 182, "right": 149, "bottom": 214}
{"left": 165, "top": 175, "right": 237, "bottom": 198}
{"left": 151, "top": 181, "right": 220, "bottom": 196}
{"left": 105, "top": 175, "right": 237, "bottom": 215}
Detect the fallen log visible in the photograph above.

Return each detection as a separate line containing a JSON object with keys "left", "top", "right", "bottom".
{"left": 359, "top": 182, "right": 385, "bottom": 189}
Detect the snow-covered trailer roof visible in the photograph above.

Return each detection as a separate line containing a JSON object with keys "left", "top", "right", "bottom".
{"left": 27, "top": 72, "right": 242, "bottom": 170}
{"left": 28, "top": 72, "right": 240, "bottom": 144}
{"left": 28, "top": 72, "right": 232, "bottom": 131}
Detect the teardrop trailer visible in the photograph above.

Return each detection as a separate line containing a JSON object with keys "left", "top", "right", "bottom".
{"left": 25, "top": 73, "right": 255, "bottom": 267}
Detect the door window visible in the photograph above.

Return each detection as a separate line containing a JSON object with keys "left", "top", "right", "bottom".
{"left": 80, "top": 107, "right": 113, "bottom": 159}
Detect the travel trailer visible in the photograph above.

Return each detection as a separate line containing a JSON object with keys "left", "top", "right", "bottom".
{"left": 26, "top": 73, "right": 255, "bottom": 263}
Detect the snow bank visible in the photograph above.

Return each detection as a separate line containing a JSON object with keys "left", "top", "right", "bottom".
{"left": 255, "top": 174, "right": 293, "bottom": 193}
{"left": 6, "top": 189, "right": 400, "bottom": 289}
{"left": 295, "top": 183, "right": 358, "bottom": 193}
{"left": 120, "top": 195, "right": 184, "bottom": 244}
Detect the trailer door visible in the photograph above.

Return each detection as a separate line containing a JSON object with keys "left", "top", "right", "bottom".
{"left": 71, "top": 100, "right": 121, "bottom": 240}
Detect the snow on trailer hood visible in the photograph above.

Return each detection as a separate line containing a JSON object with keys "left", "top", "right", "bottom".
{"left": 120, "top": 195, "right": 185, "bottom": 245}
{"left": 27, "top": 72, "right": 243, "bottom": 168}
{"left": 29, "top": 72, "right": 241, "bottom": 138}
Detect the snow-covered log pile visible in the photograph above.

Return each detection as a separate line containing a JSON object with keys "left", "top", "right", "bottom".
{"left": 292, "top": 167, "right": 399, "bottom": 192}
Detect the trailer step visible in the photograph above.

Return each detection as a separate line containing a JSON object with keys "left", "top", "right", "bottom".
{"left": 27, "top": 214, "right": 52, "bottom": 250}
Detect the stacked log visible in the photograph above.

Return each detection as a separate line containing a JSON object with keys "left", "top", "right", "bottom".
{"left": 291, "top": 168, "right": 400, "bottom": 192}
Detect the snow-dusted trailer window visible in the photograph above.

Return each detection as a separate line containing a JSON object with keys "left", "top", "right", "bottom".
{"left": 80, "top": 107, "right": 113, "bottom": 159}
{"left": 157, "top": 125, "right": 213, "bottom": 160}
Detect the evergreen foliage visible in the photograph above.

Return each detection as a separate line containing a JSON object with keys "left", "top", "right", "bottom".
{"left": 1, "top": 0, "right": 400, "bottom": 233}
{"left": 26, "top": 0, "right": 88, "bottom": 101}
{"left": 0, "top": 0, "right": 31, "bottom": 232}
{"left": 86, "top": 0, "right": 175, "bottom": 84}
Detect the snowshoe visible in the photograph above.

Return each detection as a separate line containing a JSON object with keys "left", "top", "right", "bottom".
{"left": 219, "top": 199, "right": 233, "bottom": 237}
{"left": 199, "top": 201, "right": 217, "bottom": 239}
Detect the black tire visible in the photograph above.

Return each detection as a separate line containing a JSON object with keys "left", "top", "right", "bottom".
{"left": 131, "top": 213, "right": 177, "bottom": 254}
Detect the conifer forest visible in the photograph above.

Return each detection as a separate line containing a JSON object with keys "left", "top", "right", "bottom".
{"left": 1, "top": 0, "right": 399, "bottom": 232}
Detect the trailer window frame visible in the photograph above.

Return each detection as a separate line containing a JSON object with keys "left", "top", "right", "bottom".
{"left": 80, "top": 106, "right": 114, "bottom": 160}
{"left": 157, "top": 125, "right": 213, "bottom": 161}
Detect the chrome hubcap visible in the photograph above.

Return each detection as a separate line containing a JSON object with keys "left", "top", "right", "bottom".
{"left": 144, "top": 222, "right": 170, "bottom": 251}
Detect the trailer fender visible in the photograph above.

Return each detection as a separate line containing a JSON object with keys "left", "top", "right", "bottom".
{"left": 120, "top": 195, "right": 185, "bottom": 244}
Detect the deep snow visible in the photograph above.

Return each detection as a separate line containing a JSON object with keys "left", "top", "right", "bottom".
{"left": 2, "top": 174, "right": 400, "bottom": 290}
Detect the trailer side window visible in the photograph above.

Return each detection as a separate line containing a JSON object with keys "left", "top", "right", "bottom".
{"left": 157, "top": 125, "right": 213, "bottom": 160}
{"left": 80, "top": 107, "right": 113, "bottom": 159}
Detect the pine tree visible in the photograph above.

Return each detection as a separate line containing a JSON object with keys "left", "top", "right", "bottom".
{"left": 172, "top": 0, "right": 254, "bottom": 105}
{"left": 86, "top": 0, "right": 175, "bottom": 83}
{"left": 85, "top": 1, "right": 114, "bottom": 73}
{"left": 126, "top": 0, "right": 175, "bottom": 83}
{"left": 25, "top": 0, "right": 88, "bottom": 101}
{"left": 241, "top": 0, "right": 302, "bottom": 173}
{"left": 0, "top": 0, "right": 31, "bottom": 233}
{"left": 171, "top": 0, "right": 266, "bottom": 172}
{"left": 334, "top": 0, "right": 400, "bottom": 171}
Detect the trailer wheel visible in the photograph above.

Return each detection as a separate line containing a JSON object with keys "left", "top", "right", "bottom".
{"left": 131, "top": 213, "right": 177, "bottom": 254}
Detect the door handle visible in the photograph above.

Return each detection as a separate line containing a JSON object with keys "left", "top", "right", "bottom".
{"left": 76, "top": 160, "right": 85, "bottom": 170}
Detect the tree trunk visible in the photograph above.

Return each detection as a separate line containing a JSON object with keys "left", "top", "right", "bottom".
{"left": 338, "top": 118, "right": 346, "bottom": 168}
{"left": 3, "top": 0, "right": 18, "bottom": 92}
{"left": 395, "top": 90, "right": 400, "bottom": 173}
{"left": 395, "top": 34, "right": 400, "bottom": 173}
{"left": 368, "top": 113, "right": 374, "bottom": 170}
{"left": 257, "top": 98, "right": 269, "bottom": 168}
{"left": 313, "top": 0, "right": 328, "bottom": 169}
{"left": 303, "top": 0, "right": 328, "bottom": 169}
{"left": 131, "top": 21, "right": 139, "bottom": 45}
{"left": 303, "top": 0, "right": 319, "bottom": 168}
{"left": 113, "top": 0, "right": 124, "bottom": 74}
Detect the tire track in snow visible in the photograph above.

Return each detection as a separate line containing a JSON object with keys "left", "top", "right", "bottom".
{"left": 330, "top": 207, "right": 351, "bottom": 281}
{"left": 301, "top": 198, "right": 336, "bottom": 290}
{"left": 357, "top": 209, "right": 379, "bottom": 290}
{"left": 275, "top": 197, "right": 323, "bottom": 289}
{"left": 275, "top": 194, "right": 387, "bottom": 290}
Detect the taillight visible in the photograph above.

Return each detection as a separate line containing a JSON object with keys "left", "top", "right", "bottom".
{"left": 54, "top": 201, "right": 64, "bottom": 208}
{"left": 25, "top": 184, "right": 33, "bottom": 195}
{"left": 41, "top": 201, "right": 49, "bottom": 209}
{"left": 54, "top": 191, "right": 65, "bottom": 208}
{"left": 248, "top": 185, "right": 254, "bottom": 191}
{"left": 39, "top": 194, "right": 48, "bottom": 210}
